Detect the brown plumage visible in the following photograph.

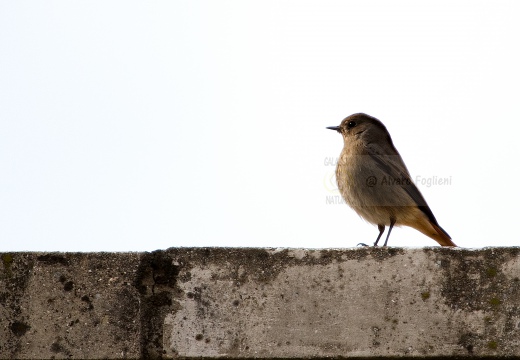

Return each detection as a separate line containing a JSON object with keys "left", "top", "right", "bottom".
{"left": 327, "top": 113, "right": 455, "bottom": 247}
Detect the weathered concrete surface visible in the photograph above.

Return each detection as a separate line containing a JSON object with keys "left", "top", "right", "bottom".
{"left": 1, "top": 253, "right": 141, "bottom": 359}
{"left": 2, "top": 248, "right": 520, "bottom": 359}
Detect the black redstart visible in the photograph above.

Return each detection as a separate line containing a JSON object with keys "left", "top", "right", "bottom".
{"left": 327, "top": 113, "right": 456, "bottom": 247}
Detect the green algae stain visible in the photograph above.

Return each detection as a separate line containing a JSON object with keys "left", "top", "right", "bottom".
{"left": 489, "top": 297, "right": 501, "bottom": 306}
{"left": 486, "top": 267, "right": 497, "bottom": 277}
{"left": 2, "top": 253, "right": 14, "bottom": 277}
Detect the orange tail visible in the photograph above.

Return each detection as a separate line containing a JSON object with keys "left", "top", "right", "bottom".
{"left": 430, "top": 223, "right": 456, "bottom": 247}
{"left": 409, "top": 215, "right": 457, "bottom": 247}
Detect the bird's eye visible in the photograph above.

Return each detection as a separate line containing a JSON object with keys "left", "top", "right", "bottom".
{"left": 347, "top": 121, "right": 357, "bottom": 129}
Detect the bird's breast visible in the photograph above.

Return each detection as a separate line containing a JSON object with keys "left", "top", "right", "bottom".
{"left": 335, "top": 146, "right": 416, "bottom": 224}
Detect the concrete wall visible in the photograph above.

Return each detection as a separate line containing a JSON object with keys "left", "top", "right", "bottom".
{"left": 1, "top": 247, "right": 520, "bottom": 359}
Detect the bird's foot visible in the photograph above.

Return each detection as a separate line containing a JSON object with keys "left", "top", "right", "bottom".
{"left": 357, "top": 243, "right": 369, "bottom": 247}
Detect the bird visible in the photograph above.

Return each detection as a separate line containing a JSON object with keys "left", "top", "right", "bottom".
{"left": 327, "top": 113, "right": 456, "bottom": 247}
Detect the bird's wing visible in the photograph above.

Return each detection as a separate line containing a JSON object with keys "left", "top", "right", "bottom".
{"left": 365, "top": 143, "right": 441, "bottom": 228}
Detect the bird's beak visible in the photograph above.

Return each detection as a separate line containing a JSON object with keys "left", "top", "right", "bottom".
{"left": 326, "top": 126, "right": 341, "bottom": 132}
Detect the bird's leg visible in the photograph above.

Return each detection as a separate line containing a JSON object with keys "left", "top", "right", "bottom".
{"left": 373, "top": 224, "right": 385, "bottom": 246}
{"left": 383, "top": 218, "right": 396, "bottom": 246}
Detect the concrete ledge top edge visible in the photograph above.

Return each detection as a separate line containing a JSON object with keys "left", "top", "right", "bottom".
{"left": 2, "top": 246, "right": 519, "bottom": 254}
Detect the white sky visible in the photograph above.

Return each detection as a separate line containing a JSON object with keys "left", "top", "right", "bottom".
{"left": 1, "top": 1, "right": 519, "bottom": 251}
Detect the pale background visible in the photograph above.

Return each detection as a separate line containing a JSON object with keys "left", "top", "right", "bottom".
{"left": 1, "top": 1, "right": 519, "bottom": 251}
